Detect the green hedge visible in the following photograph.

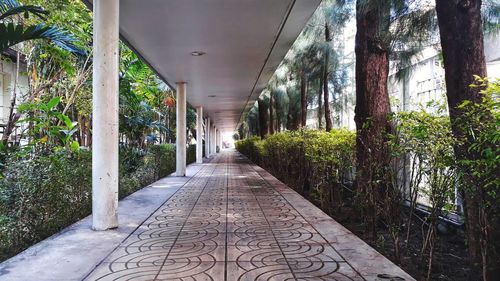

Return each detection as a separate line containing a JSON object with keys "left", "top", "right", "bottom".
{"left": 236, "top": 130, "right": 356, "bottom": 212}
{"left": 0, "top": 144, "right": 196, "bottom": 261}
{"left": 0, "top": 149, "right": 92, "bottom": 261}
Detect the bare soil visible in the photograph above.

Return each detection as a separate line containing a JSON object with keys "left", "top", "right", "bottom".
{"left": 260, "top": 164, "right": 478, "bottom": 281}
{"left": 326, "top": 202, "right": 477, "bottom": 281}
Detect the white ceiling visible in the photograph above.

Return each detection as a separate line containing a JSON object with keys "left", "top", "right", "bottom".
{"left": 85, "top": 0, "right": 320, "bottom": 132}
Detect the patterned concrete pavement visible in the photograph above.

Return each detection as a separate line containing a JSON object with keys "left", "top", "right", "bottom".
{"left": 84, "top": 150, "right": 414, "bottom": 281}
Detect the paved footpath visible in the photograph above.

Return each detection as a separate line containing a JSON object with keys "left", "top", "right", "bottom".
{"left": 84, "top": 150, "right": 414, "bottom": 281}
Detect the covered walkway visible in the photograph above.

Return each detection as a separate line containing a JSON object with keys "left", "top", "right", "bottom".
{"left": 0, "top": 150, "right": 413, "bottom": 280}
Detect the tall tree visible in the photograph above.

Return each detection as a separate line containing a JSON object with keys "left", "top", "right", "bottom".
{"left": 435, "top": 0, "right": 499, "bottom": 278}
{"left": 306, "top": 0, "right": 351, "bottom": 132}
{"left": 317, "top": 72, "right": 324, "bottom": 129}
{"left": 284, "top": 39, "right": 319, "bottom": 130}
{"left": 323, "top": 22, "right": 333, "bottom": 132}
{"left": 354, "top": 0, "right": 392, "bottom": 236}
{"left": 271, "top": 85, "right": 288, "bottom": 132}
{"left": 286, "top": 80, "right": 301, "bottom": 130}
{"left": 354, "top": 0, "right": 438, "bottom": 237}
{"left": 246, "top": 106, "right": 260, "bottom": 136}
{"left": 257, "top": 97, "right": 268, "bottom": 139}
{"left": 299, "top": 69, "right": 308, "bottom": 127}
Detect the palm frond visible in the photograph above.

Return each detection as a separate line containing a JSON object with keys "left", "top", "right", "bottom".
{"left": 0, "top": 0, "right": 19, "bottom": 14}
{"left": 0, "top": 5, "right": 48, "bottom": 21}
{"left": 0, "top": 23, "right": 85, "bottom": 55}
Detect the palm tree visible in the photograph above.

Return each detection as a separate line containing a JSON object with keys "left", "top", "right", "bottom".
{"left": 0, "top": 0, "right": 83, "bottom": 53}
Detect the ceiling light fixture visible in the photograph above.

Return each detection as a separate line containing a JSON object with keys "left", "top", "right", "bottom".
{"left": 190, "top": 51, "right": 206, "bottom": 56}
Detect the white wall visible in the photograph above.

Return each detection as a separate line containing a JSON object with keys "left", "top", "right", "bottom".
{"left": 0, "top": 55, "right": 30, "bottom": 140}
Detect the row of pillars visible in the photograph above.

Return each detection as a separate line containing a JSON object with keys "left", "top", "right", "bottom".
{"left": 91, "top": 0, "right": 222, "bottom": 231}
{"left": 196, "top": 108, "right": 221, "bottom": 165}
{"left": 179, "top": 84, "right": 221, "bottom": 177}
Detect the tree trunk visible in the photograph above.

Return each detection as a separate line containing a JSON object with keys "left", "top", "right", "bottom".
{"left": 318, "top": 76, "right": 323, "bottom": 129}
{"left": 354, "top": 1, "right": 392, "bottom": 238}
{"left": 287, "top": 86, "right": 299, "bottom": 131}
{"left": 300, "top": 69, "right": 308, "bottom": 128}
{"left": 324, "top": 23, "right": 333, "bottom": 132}
{"left": 2, "top": 51, "right": 20, "bottom": 145}
{"left": 436, "top": 0, "right": 499, "bottom": 279}
{"left": 276, "top": 100, "right": 282, "bottom": 133}
{"left": 324, "top": 52, "right": 333, "bottom": 132}
{"left": 269, "top": 91, "right": 275, "bottom": 135}
{"left": 257, "top": 99, "right": 268, "bottom": 139}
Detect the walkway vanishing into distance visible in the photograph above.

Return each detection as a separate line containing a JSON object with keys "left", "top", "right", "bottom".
{"left": 85, "top": 150, "right": 413, "bottom": 281}
{"left": 0, "top": 150, "right": 413, "bottom": 281}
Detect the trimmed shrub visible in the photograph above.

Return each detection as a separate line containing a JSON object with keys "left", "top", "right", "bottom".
{"left": 234, "top": 136, "right": 263, "bottom": 164}
{"left": 0, "top": 149, "right": 92, "bottom": 260}
{"left": 0, "top": 144, "right": 197, "bottom": 261}
{"left": 235, "top": 129, "right": 356, "bottom": 212}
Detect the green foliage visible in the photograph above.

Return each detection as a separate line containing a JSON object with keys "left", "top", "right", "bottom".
{"left": 456, "top": 77, "right": 500, "bottom": 279}
{"left": 0, "top": 0, "right": 84, "bottom": 54}
{"left": 0, "top": 144, "right": 196, "bottom": 261}
{"left": 119, "top": 45, "right": 171, "bottom": 146}
{"left": 234, "top": 136, "right": 263, "bottom": 164}
{"left": 458, "top": 77, "right": 499, "bottom": 204}
{"left": 17, "top": 97, "right": 79, "bottom": 148}
{"left": 186, "top": 144, "right": 196, "bottom": 165}
{"left": 0, "top": 148, "right": 91, "bottom": 260}
{"left": 236, "top": 129, "right": 356, "bottom": 211}
{"left": 389, "top": 111, "right": 458, "bottom": 211}
{"left": 0, "top": 23, "right": 83, "bottom": 55}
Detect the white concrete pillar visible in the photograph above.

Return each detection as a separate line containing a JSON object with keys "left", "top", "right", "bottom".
{"left": 209, "top": 125, "right": 213, "bottom": 155}
{"left": 92, "top": 0, "right": 120, "bottom": 231}
{"left": 196, "top": 106, "right": 203, "bottom": 164}
{"left": 211, "top": 125, "right": 216, "bottom": 155}
{"left": 215, "top": 128, "right": 219, "bottom": 153}
{"left": 213, "top": 127, "right": 216, "bottom": 154}
{"left": 218, "top": 130, "right": 222, "bottom": 151}
{"left": 205, "top": 118, "right": 210, "bottom": 158}
{"left": 176, "top": 82, "right": 187, "bottom": 176}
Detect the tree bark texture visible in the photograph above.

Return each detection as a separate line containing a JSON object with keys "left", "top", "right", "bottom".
{"left": 436, "top": 0, "right": 499, "bottom": 279}
{"left": 354, "top": 1, "right": 392, "bottom": 237}
{"left": 318, "top": 75, "right": 323, "bottom": 129}
{"left": 324, "top": 23, "right": 333, "bottom": 132}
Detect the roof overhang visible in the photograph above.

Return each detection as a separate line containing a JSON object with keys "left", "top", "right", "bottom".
{"left": 83, "top": 0, "right": 320, "bottom": 132}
